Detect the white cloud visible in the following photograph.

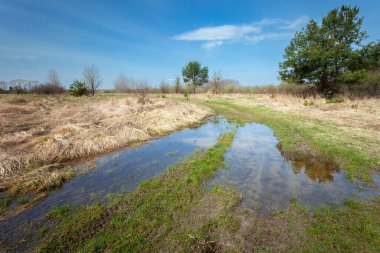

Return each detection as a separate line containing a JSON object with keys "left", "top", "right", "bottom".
{"left": 202, "top": 41, "right": 224, "bottom": 49}
{"left": 173, "top": 24, "right": 260, "bottom": 41}
{"left": 173, "top": 16, "right": 308, "bottom": 49}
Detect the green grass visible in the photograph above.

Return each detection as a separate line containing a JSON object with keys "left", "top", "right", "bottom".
{"left": 198, "top": 99, "right": 379, "bottom": 184}
{"left": 0, "top": 194, "right": 12, "bottom": 214}
{"left": 17, "top": 195, "right": 29, "bottom": 205}
{"left": 306, "top": 197, "right": 380, "bottom": 252}
{"left": 47, "top": 205, "right": 70, "bottom": 219}
{"left": 38, "top": 133, "right": 239, "bottom": 252}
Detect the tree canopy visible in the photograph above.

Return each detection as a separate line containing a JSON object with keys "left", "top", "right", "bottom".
{"left": 182, "top": 61, "right": 209, "bottom": 94}
{"left": 279, "top": 5, "right": 380, "bottom": 94}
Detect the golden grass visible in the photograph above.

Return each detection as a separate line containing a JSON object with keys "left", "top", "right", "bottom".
{"left": 195, "top": 93, "right": 380, "bottom": 131}
{"left": 0, "top": 94, "right": 211, "bottom": 193}
{"left": 192, "top": 93, "right": 380, "bottom": 160}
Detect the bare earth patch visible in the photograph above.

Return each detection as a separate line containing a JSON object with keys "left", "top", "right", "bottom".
{"left": 0, "top": 94, "right": 211, "bottom": 194}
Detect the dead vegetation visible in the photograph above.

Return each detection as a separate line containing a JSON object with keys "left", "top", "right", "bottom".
{"left": 0, "top": 94, "right": 211, "bottom": 194}
{"left": 194, "top": 93, "right": 380, "bottom": 144}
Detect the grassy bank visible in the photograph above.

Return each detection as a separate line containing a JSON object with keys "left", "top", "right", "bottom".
{"left": 198, "top": 98, "right": 379, "bottom": 184}
{"left": 38, "top": 133, "right": 241, "bottom": 252}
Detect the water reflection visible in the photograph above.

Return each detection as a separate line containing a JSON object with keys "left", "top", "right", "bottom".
{"left": 210, "top": 123, "right": 380, "bottom": 213}
{"left": 0, "top": 117, "right": 232, "bottom": 251}
{"left": 277, "top": 144, "right": 339, "bottom": 183}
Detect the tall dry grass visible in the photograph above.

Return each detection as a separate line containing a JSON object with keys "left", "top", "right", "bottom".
{"left": 0, "top": 94, "right": 211, "bottom": 193}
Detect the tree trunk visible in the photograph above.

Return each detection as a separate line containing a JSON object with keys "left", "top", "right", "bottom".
{"left": 318, "top": 75, "right": 330, "bottom": 96}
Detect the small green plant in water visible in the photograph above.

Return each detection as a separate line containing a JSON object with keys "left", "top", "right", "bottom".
{"left": 17, "top": 195, "right": 29, "bottom": 205}
{"left": 166, "top": 151, "right": 178, "bottom": 157}
{"left": 0, "top": 195, "right": 12, "bottom": 213}
{"left": 290, "top": 194, "right": 297, "bottom": 204}
{"left": 48, "top": 205, "right": 70, "bottom": 219}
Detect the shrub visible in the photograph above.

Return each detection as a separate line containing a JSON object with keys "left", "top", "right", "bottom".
{"left": 69, "top": 80, "right": 87, "bottom": 97}
{"left": 326, "top": 95, "right": 345, "bottom": 103}
{"left": 31, "top": 83, "right": 65, "bottom": 95}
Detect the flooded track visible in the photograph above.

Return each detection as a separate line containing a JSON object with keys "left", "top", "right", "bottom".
{"left": 1, "top": 117, "right": 379, "bottom": 251}
{"left": 210, "top": 123, "right": 380, "bottom": 213}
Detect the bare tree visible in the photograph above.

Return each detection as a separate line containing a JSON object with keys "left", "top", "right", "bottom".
{"left": 114, "top": 73, "right": 129, "bottom": 93}
{"left": 0, "top": 81, "right": 7, "bottom": 91}
{"left": 174, "top": 77, "right": 181, "bottom": 94}
{"left": 83, "top": 65, "right": 102, "bottom": 96}
{"left": 47, "top": 69, "right": 61, "bottom": 86}
{"left": 209, "top": 71, "right": 223, "bottom": 94}
{"left": 160, "top": 80, "right": 170, "bottom": 94}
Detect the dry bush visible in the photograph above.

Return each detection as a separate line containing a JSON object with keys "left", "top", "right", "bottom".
{"left": 31, "top": 83, "right": 65, "bottom": 95}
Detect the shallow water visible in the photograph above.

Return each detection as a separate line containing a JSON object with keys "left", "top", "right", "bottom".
{"left": 210, "top": 123, "right": 380, "bottom": 213}
{"left": 0, "top": 118, "right": 231, "bottom": 251}
{"left": 1, "top": 119, "right": 379, "bottom": 251}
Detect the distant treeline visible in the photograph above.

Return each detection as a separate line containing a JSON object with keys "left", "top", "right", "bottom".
{"left": 1, "top": 74, "right": 379, "bottom": 98}
{"left": 0, "top": 79, "right": 65, "bottom": 95}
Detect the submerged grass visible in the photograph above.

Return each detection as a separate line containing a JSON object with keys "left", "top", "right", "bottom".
{"left": 38, "top": 133, "right": 240, "bottom": 252}
{"left": 199, "top": 99, "right": 379, "bottom": 184}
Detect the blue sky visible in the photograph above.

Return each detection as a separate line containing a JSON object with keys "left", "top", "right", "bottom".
{"left": 1, "top": 0, "right": 380, "bottom": 88}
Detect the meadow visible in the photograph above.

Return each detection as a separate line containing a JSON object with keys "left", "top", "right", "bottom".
{"left": 1, "top": 93, "right": 379, "bottom": 252}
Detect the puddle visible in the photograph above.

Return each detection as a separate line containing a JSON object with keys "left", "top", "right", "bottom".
{"left": 1, "top": 119, "right": 379, "bottom": 251}
{"left": 0, "top": 118, "right": 232, "bottom": 251}
{"left": 210, "top": 123, "right": 380, "bottom": 213}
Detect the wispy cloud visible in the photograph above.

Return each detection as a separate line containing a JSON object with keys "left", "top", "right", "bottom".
{"left": 202, "top": 41, "right": 224, "bottom": 49}
{"left": 173, "top": 24, "right": 261, "bottom": 41}
{"left": 173, "top": 16, "right": 308, "bottom": 49}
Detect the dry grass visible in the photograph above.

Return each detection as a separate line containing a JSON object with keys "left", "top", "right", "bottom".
{"left": 0, "top": 94, "right": 211, "bottom": 193}
{"left": 193, "top": 93, "right": 380, "bottom": 130}
{"left": 193, "top": 93, "right": 380, "bottom": 163}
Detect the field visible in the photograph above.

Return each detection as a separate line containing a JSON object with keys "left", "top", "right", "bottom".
{"left": 0, "top": 94, "right": 211, "bottom": 218}
{"left": 1, "top": 94, "right": 380, "bottom": 252}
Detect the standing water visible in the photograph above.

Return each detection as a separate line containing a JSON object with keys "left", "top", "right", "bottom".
{"left": 1, "top": 118, "right": 379, "bottom": 251}
{"left": 210, "top": 123, "right": 380, "bottom": 213}
{"left": 0, "top": 118, "right": 232, "bottom": 251}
